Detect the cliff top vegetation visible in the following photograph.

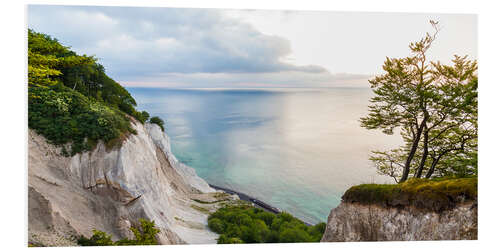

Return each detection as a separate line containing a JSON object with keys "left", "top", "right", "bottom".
{"left": 28, "top": 29, "right": 164, "bottom": 155}
{"left": 342, "top": 177, "right": 477, "bottom": 212}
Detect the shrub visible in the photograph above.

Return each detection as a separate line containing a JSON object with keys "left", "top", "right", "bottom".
{"left": 137, "top": 111, "right": 150, "bottom": 123}
{"left": 208, "top": 204, "right": 325, "bottom": 243}
{"left": 149, "top": 116, "right": 165, "bottom": 131}
{"left": 29, "top": 85, "right": 133, "bottom": 155}
{"left": 77, "top": 219, "right": 160, "bottom": 246}
{"left": 279, "top": 228, "right": 313, "bottom": 243}
{"left": 77, "top": 230, "right": 114, "bottom": 246}
{"left": 130, "top": 219, "right": 160, "bottom": 245}
{"left": 217, "top": 235, "right": 244, "bottom": 244}
{"left": 208, "top": 218, "right": 225, "bottom": 234}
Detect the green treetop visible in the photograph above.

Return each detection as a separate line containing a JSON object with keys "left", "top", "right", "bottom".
{"left": 360, "top": 21, "right": 477, "bottom": 182}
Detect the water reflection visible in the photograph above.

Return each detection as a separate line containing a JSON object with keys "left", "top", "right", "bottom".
{"left": 128, "top": 88, "right": 402, "bottom": 224}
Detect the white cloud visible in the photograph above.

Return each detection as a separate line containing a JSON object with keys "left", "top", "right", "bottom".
{"left": 27, "top": 5, "right": 476, "bottom": 88}
{"left": 28, "top": 6, "right": 331, "bottom": 81}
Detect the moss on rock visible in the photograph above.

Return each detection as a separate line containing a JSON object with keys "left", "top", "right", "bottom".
{"left": 342, "top": 177, "right": 477, "bottom": 212}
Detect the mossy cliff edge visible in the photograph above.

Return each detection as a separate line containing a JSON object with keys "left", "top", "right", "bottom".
{"left": 321, "top": 178, "right": 477, "bottom": 242}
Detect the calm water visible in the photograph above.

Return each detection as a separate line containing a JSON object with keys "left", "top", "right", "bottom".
{"left": 127, "top": 87, "right": 402, "bottom": 224}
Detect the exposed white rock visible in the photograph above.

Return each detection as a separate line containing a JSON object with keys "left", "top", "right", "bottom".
{"left": 28, "top": 120, "right": 233, "bottom": 246}
{"left": 321, "top": 201, "right": 477, "bottom": 242}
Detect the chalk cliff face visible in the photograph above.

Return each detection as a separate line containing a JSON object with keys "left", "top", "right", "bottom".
{"left": 28, "top": 120, "right": 235, "bottom": 246}
{"left": 321, "top": 201, "right": 477, "bottom": 242}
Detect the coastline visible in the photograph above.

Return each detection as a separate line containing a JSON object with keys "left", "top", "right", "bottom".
{"left": 208, "top": 184, "right": 313, "bottom": 226}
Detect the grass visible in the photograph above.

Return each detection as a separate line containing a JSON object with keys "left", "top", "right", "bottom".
{"left": 192, "top": 198, "right": 230, "bottom": 204}
{"left": 342, "top": 177, "right": 477, "bottom": 212}
{"left": 191, "top": 204, "right": 211, "bottom": 214}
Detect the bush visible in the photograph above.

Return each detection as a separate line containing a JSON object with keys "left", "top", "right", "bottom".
{"left": 279, "top": 227, "right": 312, "bottom": 243}
{"left": 149, "top": 116, "right": 165, "bottom": 131}
{"left": 208, "top": 218, "right": 225, "bottom": 233}
{"left": 217, "top": 235, "right": 244, "bottom": 244}
{"left": 78, "top": 219, "right": 160, "bottom": 246}
{"left": 77, "top": 229, "right": 114, "bottom": 246}
{"left": 208, "top": 204, "right": 325, "bottom": 243}
{"left": 138, "top": 111, "right": 150, "bottom": 123}
{"left": 29, "top": 85, "right": 133, "bottom": 155}
{"left": 130, "top": 219, "right": 160, "bottom": 245}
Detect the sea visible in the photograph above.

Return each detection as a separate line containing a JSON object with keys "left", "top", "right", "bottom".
{"left": 127, "top": 87, "right": 402, "bottom": 224}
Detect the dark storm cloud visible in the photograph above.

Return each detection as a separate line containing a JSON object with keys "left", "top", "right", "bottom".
{"left": 28, "top": 5, "right": 328, "bottom": 80}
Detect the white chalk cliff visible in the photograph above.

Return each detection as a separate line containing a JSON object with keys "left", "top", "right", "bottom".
{"left": 321, "top": 201, "right": 477, "bottom": 242}
{"left": 28, "top": 120, "right": 236, "bottom": 246}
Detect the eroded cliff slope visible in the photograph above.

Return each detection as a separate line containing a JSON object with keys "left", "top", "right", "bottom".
{"left": 321, "top": 179, "right": 478, "bottom": 242}
{"left": 28, "top": 120, "right": 235, "bottom": 246}
{"left": 321, "top": 201, "right": 477, "bottom": 241}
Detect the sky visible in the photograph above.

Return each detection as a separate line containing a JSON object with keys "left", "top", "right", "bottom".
{"left": 27, "top": 5, "right": 477, "bottom": 88}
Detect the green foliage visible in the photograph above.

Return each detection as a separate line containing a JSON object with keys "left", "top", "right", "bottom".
{"left": 78, "top": 219, "right": 160, "bottom": 246}
{"left": 208, "top": 218, "right": 225, "bottom": 233}
{"left": 217, "top": 235, "right": 245, "bottom": 244}
{"left": 137, "top": 111, "right": 150, "bottom": 123}
{"left": 360, "top": 21, "right": 477, "bottom": 182}
{"left": 128, "top": 219, "right": 160, "bottom": 245}
{"left": 28, "top": 29, "right": 156, "bottom": 154}
{"left": 28, "top": 29, "right": 95, "bottom": 87}
{"left": 342, "top": 177, "right": 477, "bottom": 212}
{"left": 77, "top": 229, "right": 114, "bottom": 246}
{"left": 149, "top": 116, "right": 165, "bottom": 131}
{"left": 29, "top": 86, "right": 133, "bottom": 155}
{"left": 28, "top": 29, "right": 140, "bottom": 118}
{"left": 208, "top": 205, "right": 325, "bottom": 244}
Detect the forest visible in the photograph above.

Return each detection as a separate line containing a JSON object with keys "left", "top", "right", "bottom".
{"left": 28, "top": 29, "right": 163, "bottom": 155}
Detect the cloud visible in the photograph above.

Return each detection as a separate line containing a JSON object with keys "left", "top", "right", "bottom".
{"left": 27, "top": 5, "right": 367, "bottom": 87}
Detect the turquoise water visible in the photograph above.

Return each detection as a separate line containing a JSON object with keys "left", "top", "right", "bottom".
{"left": 127, "top": 88, "right": 402, "bottom": 224}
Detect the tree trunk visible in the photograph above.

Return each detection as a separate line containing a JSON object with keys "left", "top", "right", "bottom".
{"left": 425, "top": 155, "right": 442, "bottom": 178}
{"left": 400, "top": 116, "right": 427, "bottom": 183}
{"left": 414, "top": 124, "right": 429, "bottom": 178}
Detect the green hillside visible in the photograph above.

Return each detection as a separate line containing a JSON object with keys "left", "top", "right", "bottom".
{"left": 27, "top": 29, "right": 161, "bottom": 155}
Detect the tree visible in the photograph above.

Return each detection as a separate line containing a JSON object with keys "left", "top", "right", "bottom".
{"left": 141, "top": 111, "right": 150, "bottom": 122}
{"left": 360, "top": 21, "right": 440, "bottom": 182}
{"left": 207, "top": 204, "right": 325, "bottom": 243}
{"left": 422, "top": 57, "right": 477, "bottom": 178}
{"left": 361, "top": 21, "right": 477, "bottom": 182}
{"left": 368, "top": 148, "right": 407, "bottom": 183}
{"left": 28, "top": 29, "right": 144, "bottom": 122}
{"left": 208, "top": 218, "right": 225, "bottom": 233}
{"left": 28, "top": 29, "right": 95, "bottom": 87}
{"left": 149, "top": 116, "right": 165, "bottom": 131}
{"left": 28, "top": 29, "right": 152, "bottom": 155}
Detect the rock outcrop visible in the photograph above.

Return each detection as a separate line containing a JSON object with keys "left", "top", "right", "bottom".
{"left": 321, "top": 200, "right": 477, "bottom": 242}
{"left": 28, "top": 120, "right": 236, "bottom": 246}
